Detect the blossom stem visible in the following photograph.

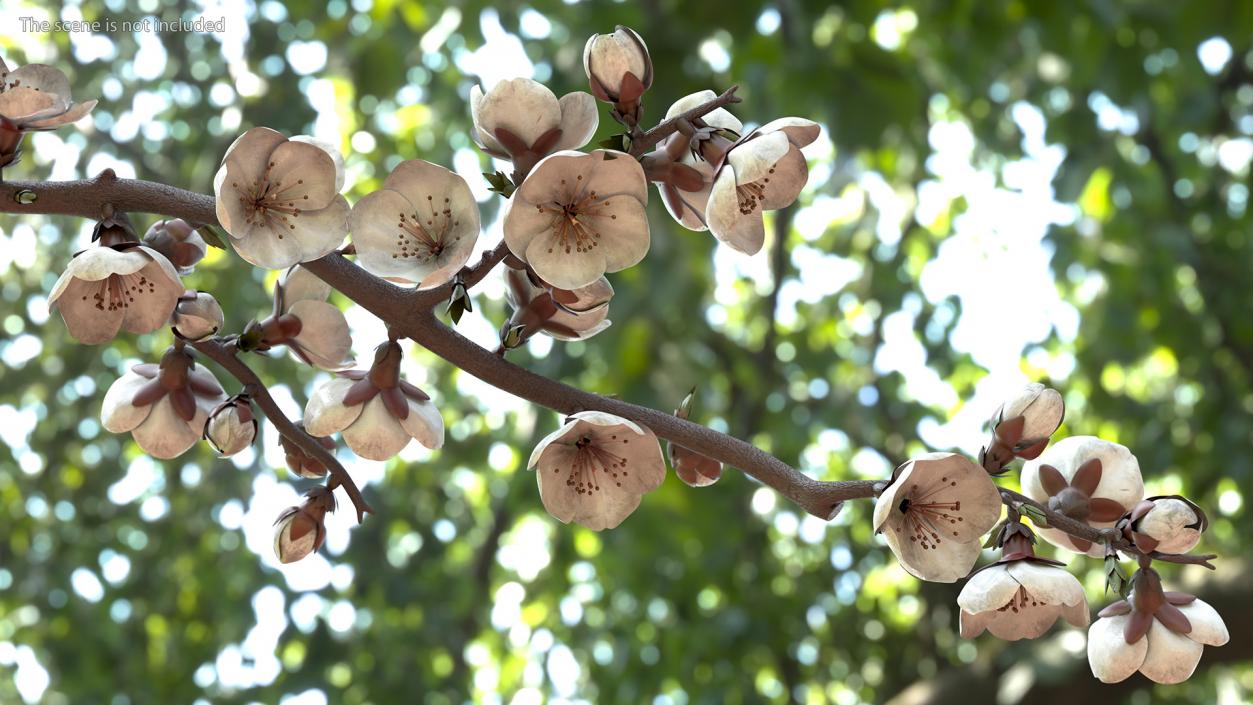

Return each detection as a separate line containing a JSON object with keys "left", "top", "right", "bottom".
{"left": 190, "top": 336, "right": 375, "bottom": 523}
{"left": 628, "top": 84, "right": 743, "bottom": 157}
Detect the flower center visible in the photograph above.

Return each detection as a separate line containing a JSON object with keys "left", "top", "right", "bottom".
{"left": 233, "top": 161, "right": 311, "bottom": 239}
{"left": 82, "top": 271, "right": 158, "bottom": 312}
{"left": 996, "top": 587, "right": 1044, "bottom": 613}
{"left": 555, "top": 433, "right": 633, "bottom": 495}
{"left": 536, "top": 175, "right": 618, "bottom": 255}
{"left": 898, "top": 475, "right": 965, "bottom": 550}
{"left": 734, "top": 166, "right": 775, "bottom": 215}
{"left": 395, "top": 195, "right": 461, "bottom": 262}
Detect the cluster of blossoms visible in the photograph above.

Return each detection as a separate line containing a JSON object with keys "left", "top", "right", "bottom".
{"left": 871, "top": 383, "right": 1224, "bottom": 683}
{"left": 11, "top": 26, "right": 1226, "bottom": 686}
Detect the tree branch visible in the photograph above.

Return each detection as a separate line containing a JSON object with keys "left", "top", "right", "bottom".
{"left": 628, "top": 84, "right": 743, "bottom": 157}
{"left": 190, "top": 336, "right": 375, "bottom": 523}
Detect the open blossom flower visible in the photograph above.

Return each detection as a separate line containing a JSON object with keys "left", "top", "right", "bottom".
{"left": 48, "top": 216, "right": 184, "bottom": 345}
{"left": 274, "top": 487, "right": 336, "bottom": 564}
{"left": 204, "top": 395, "right": 257, "bottom": 457}
{"left": 142, "top": 219, "right": 208, "bottom": 274}
{"left": 304, "top": 341, "right": 444, "bottom": 461}
{"left": 101, "top": 345, "right": 227, "bottom": 459}
{"left": 501, "top": 266, "right": 613, "bottom": 347}
{"left": 705, "top": 118, "right": 819, "bottom": 254}
{"left": 651, "top": 90, "right": 744, "bottom": 230}
{"left": 1120, "top": 495, "right": 1208, "bottom": 554}
{"left": 873, "top": 452, "right": 1002, "bottom": 582}
{"left": 213, "top": 127, "right": 349, "bottom": 269}
{"left": 980, "top": 383, "right": 1065, "bottom": 473}
{"left": 503, "top": 150, "right": 649, "bottom": 290}
{"left": 958, "top": 523, "right": 1088, "bottom": 640}
{"left": 1021, "top": 436, "right": 1144, "bottom": 556}
{"left": 470, "top": 78, "right": 598, "bottom": 174}
{"left": 1088, "top": 568, "right": 1228, "bottom": 684}
{"left": 527, "top": 411, "right": 666, "bottom": 531}
{"left": 350, "top": 159, "right": 480, "bottom": 288}
{"left": 245, "top": 265, "right": 354, "bottom": 370}
{"left": 171, "top": 291, "right": 224, "bottom": 341}
{"left": 0, "top": 58, "right": 97, "bottom": 166}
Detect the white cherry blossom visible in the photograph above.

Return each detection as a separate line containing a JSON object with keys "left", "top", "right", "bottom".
{"left": 49, "top": 242, "right": 184, "bottom": 345}
{"left": 470, "top": 78, "right": 598, "bottom": 167}
{"left": 100, "top": 347, "right": 226, "bottom": 459}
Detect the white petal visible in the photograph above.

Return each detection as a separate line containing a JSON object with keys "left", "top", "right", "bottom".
{"left": 477, "top": 78, "right": 562, "bottom": 148}
{"left": 1137, "top": 499, "right": 1202, "bottom": 554}
{"left": 984, "top": 602, "right": 1066, "bottom": 641}
{"left": 525, "top": 232, "right": 608, "bottom": 291}
{"left": 534, "top": 443, "right": 645, "bottom": 531}
{"left": 1007, "top": 560, "right": 1086, "bottom": 607}
{"left": 727, "top": 132, "right": 792, "bottom": 186}
{"left": 706, "top": 167, "right": 766, "bottom": 254}
{"left": 881, "top": 529, "right": 982, "bottom": 583}
{"left": 1139, "top": 620, "right": 1204, "bottom": 684}
{"left": 59, "top": 247, "right": 151, "bottom": 281}
{"left": 280, "top": 264, "right": 332, "bottom": 307}
{"left": 1088, "top": 615, "right": 1148, "bottom": 683}
{"left": 664, "top": 90, "right": 743, "bottom": 132}
{"left": 528, "top": 418, "right": 581, "bottom": 469}
{"left": 569, "top": 410, "right": 646, "bottom": 435}
{"left": 1177, "top": 598, "right": 1229, "bottom": 646}
{"left": 232, "top": 195, "right": 349, "bottom": 269}
{"left": 290, "top": 134, "right": 346, "bottom": 192}
{"left": 0, "top": 86, "right": 58, "bottom": 120}
{"left": 341, "top": 397, "right": 411, "bottom": 461}
{"left": 1021, "top": 436, "right": 1143, "bottom": 514}
{"left": 758, "top": 146, "right": 809, "bottom": 211}
{"left": 303, "top": 377, "right": 365, "bottom": 436}
{"left": 131, "top": 398, "right": 201, "bottom": 459}
{"left": 117, "top": 259, "right": 185, "bottom": 336}
{"left": 398, "top": 398, "right": 445, "bottom": 450}
{"left": 287, "top": 300, "right": 354, "bottom": 371}
{"left": 6, "top": 64, "right": 72, "bottom": 99}
{"left": 957, "top": 565, "right": 1020, "bottom": 614}
{"left": 756, "top": 117, "right": 821, "bottom": 148}
{"left": 101, "top": 371, "right": 154, "bottom": 433}
{"left": 52, "top": 277, "right": 124, "bottom": 344}
{"left": 554, "top": 92, "right": 599, "bottom": 152}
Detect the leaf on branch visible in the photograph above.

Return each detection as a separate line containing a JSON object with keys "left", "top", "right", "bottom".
{"left": 1104, "top": 555, "right": 1130, "bottom": 596}
{"left": 196, "top": 224, "right": 229, "bottom": 250}
{"left": 598, "top": 133, "right": 630, "bottom": 152}
{"left": 1019, "top": 503, "right": 1050, "bottom": 527}
{"left": 446, "top": 281, "right": 473, "bottom": 325}
{"left": 483, "top": 171, "right": 516, "bottom": 198}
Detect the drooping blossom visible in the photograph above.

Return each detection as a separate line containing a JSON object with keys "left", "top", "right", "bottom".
{"left": 583, "top": 26, "right": 652, "bottom": 126}
{"left": 979, "top": 382, "right": 1065, "bottom": 473}
{"left": 350, "top": 159, "right": 480, "bottom": 288}
{"left": 958, "top": 522, "right": 1088, "bottom": 640}
{"left": 1119, "top": 495, "right": 1208, "bottom": 555}
{"left": 470, "top": 78, "right": 598, "bottom": 176}
{"left": 213, "top": 127, "right": 349, "bottom": 269}
{"left": 274, "top": 486, "right": 337, "bottom": 564}
{"left": 1020, "top": 436, "right": 1144, "bottom": 557}
{"left": 502, "top": 149, "right": 649, "bottom": 290}
{"left": 872, "top": 452, "right": 1003, "bottom": 582}
{"left": 304, "top": 341, "right": 444, "bottom": 461}
{"left": 528, "top": 411, "right": 666, "bottom": 531}
{"left": 666, "top": 389, "right": 722, "bottom": 488}
{"left": 100, "top": 345, "right": 227, "bottom": 459}
{"left": 649, "top": 90, "right": 744, "bottom": 231}
{"left": 171, "top": 291, "right": 224, "bottom": 341}
{"left": 500, "top": 266, "right": 613, "bottom": 349}
{"left": 243, "top": 265, "right": 354, "bottom": 371}
{"left": 0, "top": 57, "right": 97, "bottom": 166}
{"left": 141, "top": 218, "right": 208, "bottom": 274}
{"left": 204, "top": 394, "right": 257, "bottom": 457}
{"left": 1088, "top": 567, "right": 1228, "bottom": 684}
{"left": 48, "top": 214, "right": 184, "bottom": 345}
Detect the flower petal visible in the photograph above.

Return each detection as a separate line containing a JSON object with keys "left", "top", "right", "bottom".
{"left": 232, "top": 195, "right": 349, "bottom": 269}
{"left": 1007, "top": 560, "right": 1086, "bottom": 607}
{"left": 554, "top": 92, "right": 598, "bottom": 152}
{"left": 52, "top": 276, "right": 124, "bottom": 344}
{"left": 664, "top": 90, "right": 743, "bottom": 133}
{"left": 287, "top": 300, "right": 354, "bottom": 370}
{"left": 304, "top": 377, "right": 365, "bottom": 436}
{"left": 0, "top": 86, "right": 58, "bottom": 121}
{"left": 341, "top": 397, "right": 411, "bottom": 461}
{"left": 1088, "top": 615, "right": 1148, "bottom": 683}
{"left": 882, "top": 529, "right": 982, "bottom": 583}
{"left": 758, "top": 146, "right": 809, "bottom": 211}
{"left": 957, "top": 564, "right": 1020, "bottom": 614}
{"left": 477, "top": 78, "right": 562, "bottom": 148}
{"left": 6, "top": 64, "right": 72, "bottom": 99}
{"left": 279, "top": 264, "right": 332, "bottom": 308}
{"left": 131, "top": 398, "right": 201, "bottom": 459}
{"left": 706, "top": 167, "right": 766, "bottom": 254}
{"left": 101, "top": 371, "right": 154, "bottom": 433}
{"left": 528, "top": 418, "right": 581, "bottom": 469}
{"left": 1139, "top": 619, "right": 1204, "bottom": 684}
{"left": 117, "top": 260, "right": 186, "bottom": 336}
{"left": 1177, "top": 598, "right": 1229, "bottom": 646}
{"left": 290, "top": 135, "right": 346, "bottom": 192}
{"left": 755, "top": 117, "right": 821, "bottom": 148}
{"left": 398, "top": 398, "right": 445, "bottom": 450}
{"left": 727, "top": 131, "right": 792, "bottom": 186}
{"left": 525, "top": 231, "right": 608, "bottom": 291}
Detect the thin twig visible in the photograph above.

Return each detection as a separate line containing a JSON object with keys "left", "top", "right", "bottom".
{"left": 628, "top": 84, "right": 743, "bottom": 157}
{"left": 191, "top": 337, "right": 375, "bottom": 523}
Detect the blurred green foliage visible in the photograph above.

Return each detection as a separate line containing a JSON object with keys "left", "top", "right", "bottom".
{"left": 1, "top": 1, "right": 1251, "bottom": 704}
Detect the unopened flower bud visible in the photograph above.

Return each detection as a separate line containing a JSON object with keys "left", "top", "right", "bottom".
{"left": 204, "top": 395, "right": 256, "bottom": 456}
{"left": 1124, "top": 496, "right": 1207, "bottom": 554}
{"left": 274, "top": 487, "right": 336, "bottom": 564}
{"left": 981, "top": 383, "right": 1065, "bottom": 473}
{"left": 142, "top": 219, "right": 208, "bottom": 273}
{"left": 667, "top": 388, "right": 722, "bottom": 487}
{"left": 280, "top": 422, "right": 337, "bottom": 479}
{"left": 583, "top": 26, "right": 653, "bottom": 106}
{"left": 172, "top": 291, "right": 224, "bottom": 341}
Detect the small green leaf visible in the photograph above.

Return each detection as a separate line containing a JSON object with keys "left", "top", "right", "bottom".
{"left": 1104, "top": 555, "right": 1129, "bottom": 596}
{"left": 1020, "top": 504, "right": 1050, "bottom": 527}
{"left": 597, "top": 133, "right": 628, "bottom": 152}
{"left": 446, "top": 282, "right": 472, "bottom": 325}
{"left": 483, "top": 171, "right": 516, "bottom": 198}
{"left": 197, "top": 225, "right": 228, "bottom": 250}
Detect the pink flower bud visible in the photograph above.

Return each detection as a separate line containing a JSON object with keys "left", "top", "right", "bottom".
{"left": 172, "top": 291, "right": 224, "bottom": 341}
{"left": 142, "top": 219, "right": 208, "bottom": 272}
{"left": 204, "top": 395, "right": 256, "bottom": 457}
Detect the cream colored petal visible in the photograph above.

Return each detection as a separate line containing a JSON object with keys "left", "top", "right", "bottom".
{"left": 1177, "top": 599, "right": 1229, "bottom": 646}
{"left": 882, "top": 528, "right": 982, "bottom": 583}
{"left": 1088, "top": 615, "right": 1148, "bottom": 683}
{"left": 101, "top": 371, "right": 155, "bottom": 433}
{"left": 528, "top": 418, "right": 581, "bottom": 469}
{"left": 758, "top": 146, "right": 809, "bottom": 211}
{"left": 478, "top": 78, "right": 562, "bottom": 148}
{"left": 1061, "top": 599, "right": 1091, "bottom": 628}
{"left": 985, "top": 602, "right": 1065, "bottom": 641}
{"left": 280, "top": 264, "right": 332, "bottom": 308}
{"left": 1138, "top": 499, "right": 1202, "bottom": 554}
{"left": 957, "top": 565, "right": 1020, "bottom": 614}
{"left": 53, "top": 277, "right": 124, "bottom": 344}
{"left": 469, "top": 84, "right": 505, "bottom": 154}
{"left": 905, "top": 453, "right": 1002, "bottom": 542}
{"left": 1021, "top": 436, "right": 1143, "bottom": 513}
{"left": 288, "top": 300, "right": 354, "bottom": 371}
{"left": 290, "top": 135, "right": 346, "bottom": 192}
{"left": 570, "top": 411, "right": 646, "bottom": 436}
{"left": 61, "top": 247, "right": 152, "bottom": 281}
{"left": 214, "top": 163, "right": 246, "bottom": 238}
{"left": 0, "top": 86, "right": 57, "bottom": 120}
{"left": 546, "top": 317, "right": 611, "bottom": 341}
{"left": 117, "top": 260, "right": 185, "bottom": 336}
{"left": 303, "top": 377, "right": 364, "bottom": 436}
{"left": 872, "top": 461, "right": 915, "bottom": 531}
{"left": 756, "top": 117, "right": 821, "bottom": 148}
{"left": 665, "top": 90, "right": 742, "bottom": 132}
{"left": 1001, "top": 384, "right": 1064, "bottom": 442}
{"left": 585, "top": 150, "right": 650, "bottom": 201}
{"left": 131, "top": 398, "right": 201, "bottom": 459}
{"left": 220, "top": 127, "right": 287, "bottom": 180}
{"left": 726, "top": 132, "right": 791, "bottom": 186}
{"left": 501, "top": 186, "right": 555, "bottom": 261}
{"left": 534, "top": 442, "right": 647, "bottom": 531}
{"left": 660, "top": 172, "right": 713, "bottom": 231}
{"left": 7, "top": 64, "right": 71, "bottom": 98}
{"left": 1139, "top": 620, "right": 1204, "bottom": 684}
{"left": 232, "top": 195, "right": 349, "bottom": 269}
{"left": 341, "top": 397, "right": 411, "bottom": 461}
{"left": 554, "top": 91, "right": 599, "bottom": 152}
{"left": 23, "top": 99, "right": 96, "bottom": 129}
{"left": 588, "top": 421, "right": 666, "bottom": 495}
{"left": 959, "top": 609, "right": 993, "bottom": 638}
{"left": 706, "top": 168, "right": 766, "bottom": 255}
{"left": 581, "top": 195, "right": 650, "bottom": 273}
{"left": 1007, "top": 560, "right": 1086, "bottom": 607}
{"left": 399, "top": 398, "right": 445, "bottom": 450}
{"left": 525, "top": 230, "right": 608, "bottom": 291}
{"left": 265, "top": 140, "right": 340, "bottom": 209}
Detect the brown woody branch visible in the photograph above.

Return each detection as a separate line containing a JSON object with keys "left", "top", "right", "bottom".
{"left": 628, "top": 84, "right": 742, "bottom": 157}
{"left": 190, "top": 336, "right": 375, "bottom": 522}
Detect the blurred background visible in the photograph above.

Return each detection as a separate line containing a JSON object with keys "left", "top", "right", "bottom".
{"left": 1, "top": 0, "right": 1251, "bottom": 703}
